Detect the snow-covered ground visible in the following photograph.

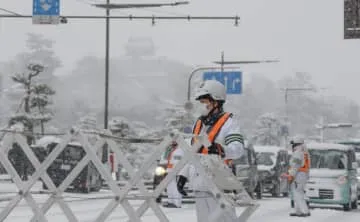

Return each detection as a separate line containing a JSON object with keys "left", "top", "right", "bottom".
{"left": 0, "top": 182, "right": 359, "bottom": 222}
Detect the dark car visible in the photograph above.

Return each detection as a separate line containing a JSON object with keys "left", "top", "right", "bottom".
{"left": 254, "top": 145, "right": 290, "bottom": 197}
{"left": 233, "top": 141, "right": 263, "bottom": 199}
{"left": 43, "top": 140, "right": 103, "bottom": 193}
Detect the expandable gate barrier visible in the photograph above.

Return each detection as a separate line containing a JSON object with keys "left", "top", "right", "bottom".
{"left": 0, "top": 128, "right": 258, "bottom": 222}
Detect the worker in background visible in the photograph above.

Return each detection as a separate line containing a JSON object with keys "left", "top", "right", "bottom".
{"left": 177, "top": 80, "right": 245, "bottom": 222}
{"left": 163, "top": 141, "right": 184, "bottom": 208}
{"left": 283, "top": 137, "right": 311, "bottom": 217}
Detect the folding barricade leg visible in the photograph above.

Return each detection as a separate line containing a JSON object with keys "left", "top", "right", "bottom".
{"left": 175, "top": 134, "right": 259, "bottom": 222}
{"left": 26, "top": 131, "right": 101, "bottom": 222}
{"left": 124, "top": 134, "right": 193, "bottom": 221}
{"left": 96, "top": 134, "right": 174, "bottom": 222}
{"left": 0, "top": 132, "right": 74, "bottom": 222}
{"left": 105, "top": 137, "right": 170, "bottom": 222}
{"left": 13, "top": 134, "right": 78, "bottom": 222}
{"left": 76, "top": 132, "right": 145, "bottom": 222}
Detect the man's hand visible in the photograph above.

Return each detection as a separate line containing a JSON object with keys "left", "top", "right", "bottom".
{"left": 288, "top": 175, "right": 294, "bottom": 184}
{"left": 281, "top": 173, "right": 294, "bottom": 184}
{"left": 177, "top": 175, "right": 188, "bottom": 196}
{"left": 208, "top": 143, "right": 225, "bottom": 157}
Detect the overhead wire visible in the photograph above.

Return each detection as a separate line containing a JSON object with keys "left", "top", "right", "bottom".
{"left": 0, "top": 7, "right": 22, "bottom": 16}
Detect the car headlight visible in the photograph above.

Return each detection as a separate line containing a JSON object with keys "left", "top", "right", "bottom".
{"left": 261, "top": 171, "right": 271, "bottom": 178}
{"left": 155, "top": 166, "right": 166, "bottom": 176}
{"left": 337, "top": 175, "right": 347, "bottom": 185}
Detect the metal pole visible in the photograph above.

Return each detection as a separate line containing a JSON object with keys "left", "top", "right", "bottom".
{"left": 102, "top": 0, "right": 110, "bottom": 165}
{"left": 284, "top": 88, "right": 289, "bottom": 146}
{"left": 320, "top": 117, "right": 324, "bottom": 142}
{"left": 221, "top": 51, "right": 224, "bottom": 73}
{"left": 284, "top": 88, "right": 288, "bottom": 121}
{"left": 104, "top": 0, "right": 110, "bottom": 129}
{"left": 0, "top": 14, "right": 240, "bottom": 20}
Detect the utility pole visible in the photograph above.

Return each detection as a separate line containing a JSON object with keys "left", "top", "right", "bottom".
{"left": 104, "top": 0, "right": 110, "bottom": 130}
{"left": 104, "top": 0, "right": 110, "bottom": 129}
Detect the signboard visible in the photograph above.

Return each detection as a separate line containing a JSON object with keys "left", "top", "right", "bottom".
{"left": 203, "top": 71, "right": 242, "bottom": 94}
{"left": 33, "top": 0, "right": 60, "bottom": 25}
{"left": 344, "top": 0, "right": 360, "bottom": 39}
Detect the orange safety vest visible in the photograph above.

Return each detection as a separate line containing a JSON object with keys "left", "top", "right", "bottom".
{"left": 299, "top": 152, "right": 310, "bottom": 172}
{"left": 166, "top": 146, "right": 177, "bottom": 169}
{"left": 192, "top": 112, "right": 232, "bottom": 159}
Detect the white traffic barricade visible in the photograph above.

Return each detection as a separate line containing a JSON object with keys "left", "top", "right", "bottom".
{"left": 0, "top": 128, "right": 258, "bottom": 222}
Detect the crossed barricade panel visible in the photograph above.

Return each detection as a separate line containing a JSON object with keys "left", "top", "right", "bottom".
{"left": 0, "top": 129, "right": 259, "bottom": 222}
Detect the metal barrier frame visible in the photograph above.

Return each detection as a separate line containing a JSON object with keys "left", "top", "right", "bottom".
{"left": 0, "top": 129, "right": 258, "bottom": 222}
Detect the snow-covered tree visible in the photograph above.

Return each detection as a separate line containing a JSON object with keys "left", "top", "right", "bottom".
{"left": 109, "top": 117, "right": 149, "bottom": 167}
{"left": 156, "top": 103, "right": 195, "bottom": 136}
{"left": 2, "top": 33, "right": 60, "bottom": 133}
{"left": 31, "top": 84, "right": 55, "bottom": 135}
{"left": 9, "top": 64, "right": 56, "bottom": 139}
{"left": 76, "top": 113, "right": 98, "bottom": 131}
{"left": 253, "top": 113, "right": 284, "bottom": 146}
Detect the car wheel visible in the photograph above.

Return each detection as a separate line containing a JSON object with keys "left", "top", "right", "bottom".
{"left": 351, "top": 194, "right": 358, "bottom": 209}
{"left": 42, "top": 182, "right": 48, "bottom": 190}
{"left": 82, "top": 185, "right": 91, "bottom": 194}
{"left": 256, "top": 182, "right": 263, "bottom": 200}
{"left": 351, "top": 200, "right": 358, "bottom": 209}
{"left": 291, "top": 200, "right": 294, "bottom": 208}
{"left": 344, "top": 202, "right": 352, "bottom": 211}
{"left": 344, "top": 190, "right": 352, "bottom": 211}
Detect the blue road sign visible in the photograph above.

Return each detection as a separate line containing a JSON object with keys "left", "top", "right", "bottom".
{"left": 33, "top": 0, "right": 60, "bottom": 16}
{"left": 33, "top": 0, "right": 60, "bottom": 24}
{"left": 203, "top": 71, "right": 242, "bottom": 94}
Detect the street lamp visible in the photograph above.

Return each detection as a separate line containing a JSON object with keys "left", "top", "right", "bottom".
{"left": 280, "top": 87, "right": 317, "bottom": 121}
{"left": 212, "top": 51, "right": 279, "bottom": 72}
{"left": 280, "top": 87, "right": 317, "bottom": 145}
{"left": 186, "top": 66, "right": 239, "bottom": 102}
{"left": 91, "top": 1, "right": 190, "bottom": 130}
{"left": 315, "top": 122, "right": 353, "bottom": 142}
{"left": 185, "top": 53, "right": 279, "bottom": 110}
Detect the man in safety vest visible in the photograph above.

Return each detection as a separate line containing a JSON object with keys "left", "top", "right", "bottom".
{"left": 285, "top": 137, "right": 311, "bottom": 217}
{"left": 163, "top": 141, "right": 184, "bottom": 208}
{"left": 177, "top": 80, "right": 245, "bottom": 222}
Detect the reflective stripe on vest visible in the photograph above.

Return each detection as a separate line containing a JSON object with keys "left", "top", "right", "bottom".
{"left": 167, "top": 147, "right": 177, "bottom": 169}
{"left": 192, "top": 112, "right": 232, "bottom": 155}
{"left": 299, "top": 152, "right": 310, "bottom": 172}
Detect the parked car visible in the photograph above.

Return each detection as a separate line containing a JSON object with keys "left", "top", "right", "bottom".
{"left": 42, "top": 137, "right": 103, "bottom": 193}
{"left": 336, "top": 139, "right": 360, "bottom": 153}
{"left": 293, "top": 142, "right": 358, "bottom": 211}
{"left": 356, "top": 153, "right": 360, "bottom": 199}
{"left": 233, "top": 141, "right": 262, "bottom": 199}
{"left": 254, "top": 145, "right": 290, "bottom": 197}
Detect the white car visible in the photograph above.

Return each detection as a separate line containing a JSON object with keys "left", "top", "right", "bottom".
{"left": 356, "top": 153, "right": 360, "bottom": 199}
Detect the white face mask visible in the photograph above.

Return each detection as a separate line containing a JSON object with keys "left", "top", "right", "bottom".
{"left": 196, "top": 103, "right": 211, "bottom": 117}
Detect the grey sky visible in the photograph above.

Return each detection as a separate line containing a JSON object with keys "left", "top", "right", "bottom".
{"left": 1, "top": 0, "right": 359, "bottom": 103}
